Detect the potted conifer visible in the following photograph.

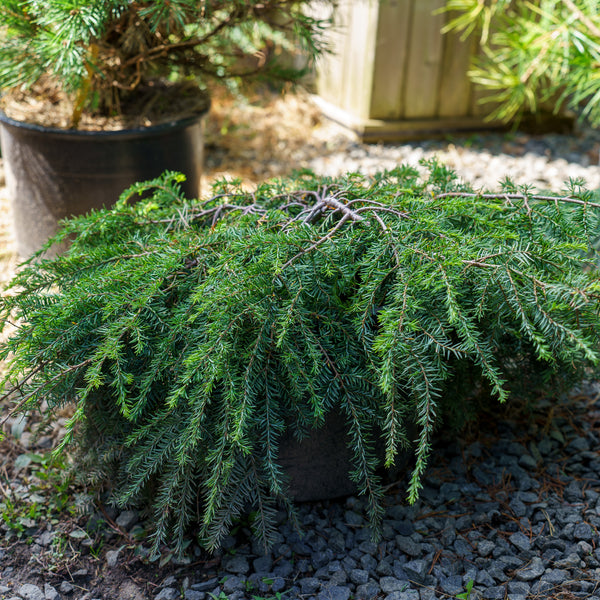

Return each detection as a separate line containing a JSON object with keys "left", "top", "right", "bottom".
{"left": 2, "top": 164, "right": 600, "bottom": 554}
{"left": 0, "top": 0, "right": 330, "bottom": 256}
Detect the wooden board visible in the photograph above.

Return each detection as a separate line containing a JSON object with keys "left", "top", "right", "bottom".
{"left": 402, "top": 0, "right": 446, "bottom": 119}
{"left": 369, "top": 0, "right": 413, "bottom": 120}
{"left": 438, "top": 13, "right": 477, "bottom": 117}
{"left": 312, "top": 95, "right": 506, "bottom": 142}
{"left": 313, "top": 0, "right": 498, "bottom": 136}
{"left": 340, "top": 0, "right": 379, "bottom": 120}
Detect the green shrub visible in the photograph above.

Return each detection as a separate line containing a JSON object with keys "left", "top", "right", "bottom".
{"left": 2, "top": 162, "right": 600, "bottom": 553}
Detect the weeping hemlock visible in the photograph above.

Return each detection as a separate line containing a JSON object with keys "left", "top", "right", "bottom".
{"left": 2, "top": 162, "right": 600, "bottom": 553}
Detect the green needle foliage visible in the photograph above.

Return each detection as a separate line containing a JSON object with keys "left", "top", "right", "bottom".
{"left": 2, "top": 162, "right": 600, "bottom": 554}
{"left": 443, "top": 0, "right": 600, "bottom": 126}
{"left": 0, "top": 0, "right": 329, "bottom": 127}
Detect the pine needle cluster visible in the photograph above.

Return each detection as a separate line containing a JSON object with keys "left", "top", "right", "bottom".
{"left": 443, "top": 0, "right": 600, "bottom": 126}
{"left": 0, "top": 0, "right": 329, "bottom": 126}
{"left": 2, "top": 162, "right": 600, "bottom": 553}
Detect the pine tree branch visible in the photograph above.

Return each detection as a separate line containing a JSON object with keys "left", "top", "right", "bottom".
{"left": 561, "top": 0, "right": 600, "bottom": 38}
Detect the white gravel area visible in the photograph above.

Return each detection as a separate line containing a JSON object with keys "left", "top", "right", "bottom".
{"left": 308, "top": 140, "right": 600, "bottom": 193}
{"left": 204, "top": 91, "right": 600, "bottom": 193}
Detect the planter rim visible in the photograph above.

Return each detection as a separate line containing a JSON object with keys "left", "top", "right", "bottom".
{"left": 0, "top": 105, "right": 209, "bottom": 141}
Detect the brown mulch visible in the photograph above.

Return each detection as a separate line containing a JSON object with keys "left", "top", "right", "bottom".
{"left": 0, "top": 78, "right": 210, "bottom": 131}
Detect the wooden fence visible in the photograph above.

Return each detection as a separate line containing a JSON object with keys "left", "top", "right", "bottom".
{"left": 312, "top": 0, "right": 503, "bottom": 142}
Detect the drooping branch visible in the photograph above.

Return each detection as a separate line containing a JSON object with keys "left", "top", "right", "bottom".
{"left": 1, "top": 358, "right": 94, "bottom": 427}
{"left": 435, "top": 191, "right": 600, "bottom": 209}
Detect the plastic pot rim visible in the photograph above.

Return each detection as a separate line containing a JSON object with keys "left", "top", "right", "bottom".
{"left": 0, "top": 106, "right": 209, "bottom": 141}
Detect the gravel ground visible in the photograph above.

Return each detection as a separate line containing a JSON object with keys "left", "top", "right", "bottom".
{"left": 3, "top": 91, "right": 600, "bottom": 600}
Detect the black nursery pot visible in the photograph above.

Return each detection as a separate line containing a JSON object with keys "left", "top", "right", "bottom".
{"left": 278, "top": 410, "right": 411, "bottom": 502}
{"left": 0, "top": 111, "right": 207, "bottom": 257}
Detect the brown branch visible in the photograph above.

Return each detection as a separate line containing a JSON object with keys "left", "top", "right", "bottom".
{"left": 280, "top": 214, "right": 353, "bottom": 271}
{"left": 119, "top": 11, "right": 241, "bottom": 71}
{"left": 562, "top": 0, "right": 600, "bottom": 38}
{"left": 435, "top": 191, "right": 600, "bottom": 209}
{"left": 323, "top": 196, "right": 365, "bottom": 222}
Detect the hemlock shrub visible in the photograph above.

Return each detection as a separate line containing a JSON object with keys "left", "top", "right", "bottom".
{"left": 2, "top": 162, "right": 600, "bottom": 553}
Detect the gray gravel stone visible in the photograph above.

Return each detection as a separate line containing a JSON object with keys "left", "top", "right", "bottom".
{"left": 402, "top": 559, "right": 428, "bottom": 583}
{"left": 515, "top": 557, "right": 545, "bottom": 581}
{"left": 252, "top": 555, "right": 272, "bottom": 573}
{"left": 345, "top": 510, "right": 364, "bottom": 526}
{"left": 222, "top": 576, "right": 242, "bottom": 595}
{"left": 36, "top": 530, "right": 54, "bottom": 547}
{"left": 273, "top": 560, "right": 293, "bottom": 578}
{"left": 43, "top": 584, "right": 60, "bottom": 600}
{"left": 530, "top": 580, "right": 555, "bottom": 595}
{"left": 540, "top": 569, "right": 567, "bottom": 585}
{"left": 358, "top": 541, "right": 378, "bottom": 555}
{"left": 376, "top": 559, "right": 393, "bottom": 576}
{"left": 299, "top": 578, "right": 320, "bottom": 595}
{"left": 476, "top": 570, "right": 496, "bottom": 587}
{"left": 318, "top": 585, "right": 351, "bottom": 600}
{"left": 477, "top": 540, "right": 495, "bottom": 557}
{"left": 355, "top": 581, "right": 380, "bottom": 599}
{"left": 509, "top": 532, "right": 532, "bottom": 552}
{"left": 439, "top": 576, "right": 463, "bottom": 596}
{"left": 329, "top": 530, "right": 346, "bottom": 553}
{"left": 380, "top": 577, "right": 409, "bottom": 593}
{"left": 58, "top": 583, "right": 73, "bottom": 595}
{"left": 518, "top": 454, "right": 538, "bottom": 469}
{"left": 115, "top": 510, "right": 138, "bottom": 530}
{"left": 105, "top": 548, "right": 122, "bottom": 568}
{"left": 508, "top": 581, "right": 530, "bottom": 595}
{"left": 564, "top": 481, "right": 583, "bottom": 502}
{"left": 222, "top": 555, "right": 250, "bottom": 575}
{"left": 183, "top": 592, "right": 204, "bottom": 600}
{"left": 154, "top": 589, "right": 179, "bottom": 600}
{"left": 350, "top": 569, "right": 369, "bottom": 585}
{"left": 313, "top": 549, "right": 335, "bottom": 570}
{"left": 385, "top": 591, "right": 420, "bottom": 600}
{"left": 270, "top": 577, "right": 285, "bottom": 593}
{"left": 481, "top": 586, "right": 507, "bottom": 600}
{"left": 360, "top": 554, "right": 377, "bottom": 572}
{"left": 395, "top": 536, "right": 422, "bottom": 557}
{"left": 453, "top": 537, "right": 474, "bottom": 557}
{"left": 392, "top": 562, "right": 408, "bottom": 580}
{"left": 554, "top": 552, "right": 583, "bottom": 568}
{"left": 508, "top": 498, "right": 527, "bottom": 518}
{"left": 574, "top": 522, "right": 594, "bottom": 540}
{"left": 190, "top": 579, "right": 218, "bottom": 592}
{"left": 17, "top": 585, "right": 44, "bottom": 600}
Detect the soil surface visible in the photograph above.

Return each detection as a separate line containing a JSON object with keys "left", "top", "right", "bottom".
{"left": 0, "top": 78, "right": 211, "bottom": 131}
